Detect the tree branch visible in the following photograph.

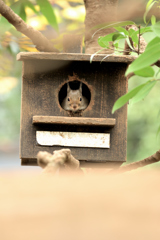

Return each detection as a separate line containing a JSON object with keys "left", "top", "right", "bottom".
{"left": 118, "top": 150, "right": 160, "bottom": 173}
{"left": 0, "top": 0, "right": 59, "bottom": 52}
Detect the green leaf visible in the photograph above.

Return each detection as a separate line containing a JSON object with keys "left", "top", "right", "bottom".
{"left": 98, "top": 33, "right": 115, "bottom": 42}
{"left": 112, "top": 32, "right": 126, "bottom": 41}
{"left": 36, "top": 0, "right": 58, "bottom": 32}
{"left": 146, "top": 0, "right": 155, "bottom": 10}
{"left": 151, "top": 21, "right": 160, "bottom": 37}
{"left": 129, "top": 28, "right": 136, "bottom": 35}
{"left": 113, "top": 42, "right": 119, "bottom": 48}
{"left": 131, "top": 80, "right": 156, "bottom": 104}
{"left": 155, "top": 67, "right": 160, "bottom": 77}
{"left": 25, "top": 1, "right": 39, "bottom": 15}
{"left": 134, "top": 66, "right": 155, "bottom": 77}
{"left": 114, "top": 27, "right": 129, "bottom": 36}
{"left": 129, "top": 29, "right": 138, "bottom": 45}
{"left": 112, "top": 82, "right": 147, "bottom": 113}
{"left": 19, "top": 4, "right": 26, "bottom": 22}
{"left": 151, "top": 15, "right": 156, "bottom": 25}
{"left": 145, "top": 36, "right": 160, "bottom": 51}
{"left": 98, "top": 32, "right": 125, "bottom": 48}
{"left": 92, "top": 21, "right": 135, "bottom": 38}
{"left": 144, "top": 1, "right": 156, "bottom": 23}
{"left": 126, "top": 39, "right": 160, "bottom": 76}
{"left": 135, "top": 26, "right": 152, "bottom": 35}
{"left": 126, "top": 37, "right": 135, "bottom": 51}
{"left": 11, "top": 1, "right": 22, "bottom": 15}
{"left": 98, "top": 35, "right": 114, "bottom": 48}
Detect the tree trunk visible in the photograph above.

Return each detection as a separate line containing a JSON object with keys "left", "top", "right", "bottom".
{"left": 84, "top": 0, "right": 118, "bottom": 54}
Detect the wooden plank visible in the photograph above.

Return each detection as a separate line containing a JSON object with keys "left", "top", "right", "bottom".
{"left": 17, "top": 52, "right": 137, "bottom": 63}
{"left": 36, "top": 131, "right": 110, "bottom": 148}
{"left": 32, "top": 116, "right": 116, "bottom": 127}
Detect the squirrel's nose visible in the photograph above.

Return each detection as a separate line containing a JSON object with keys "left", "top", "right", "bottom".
{"left": 73, "top": 105, "right": 77, "bottom": 110}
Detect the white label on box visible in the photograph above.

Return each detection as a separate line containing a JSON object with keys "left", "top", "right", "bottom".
{"left": 36, "top": 131, "right": 110, "bottom": 149}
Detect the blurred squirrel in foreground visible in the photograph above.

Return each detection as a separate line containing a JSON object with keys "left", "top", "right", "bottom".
{"left": 61, "top": 82, "right": 89, "bottom": 116}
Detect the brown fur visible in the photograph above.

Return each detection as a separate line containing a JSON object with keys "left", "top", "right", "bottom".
{"left": 61, "top": 82, "right": 89, "bottom": 113}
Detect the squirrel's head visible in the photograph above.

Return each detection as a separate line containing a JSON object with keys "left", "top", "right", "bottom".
{"left": 67, "top": 82, "right": 83, "bottom": 112}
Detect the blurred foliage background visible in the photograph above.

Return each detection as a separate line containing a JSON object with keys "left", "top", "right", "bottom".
{"left": 0, "top": 0, "right": 159, "bottom": 164}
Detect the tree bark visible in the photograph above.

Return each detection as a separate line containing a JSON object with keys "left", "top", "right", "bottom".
{"left": 0, "top": 0, "right": 59, "bottom": 52}
{"left": 84, "top": 0, "right": 118, "bottom": 54}
{"left": 117, "top": 150, "right": 160, "bottom": 173}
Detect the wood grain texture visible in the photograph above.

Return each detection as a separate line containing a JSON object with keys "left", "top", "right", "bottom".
{"left": 19, "top": 53, "right": 128, "bottom": 165}
{"left": 33, "top": 116, "right": 116, "bottom": 127}
{"left": 17, "top": 52, "right": 137, "bottom": 63}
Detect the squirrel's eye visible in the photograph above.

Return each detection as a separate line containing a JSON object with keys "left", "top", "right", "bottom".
{"left": 79, "top": 97, "right": 82, "bottom": 101}
{"left": 67, "top": 97, "right": 70, "bottom": 101}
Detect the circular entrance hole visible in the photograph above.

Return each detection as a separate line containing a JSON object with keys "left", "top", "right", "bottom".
{"left": 59, "top": 81, "right": 91, "bottom": 112}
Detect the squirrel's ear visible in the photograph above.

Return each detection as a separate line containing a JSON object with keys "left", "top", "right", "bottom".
{"left": 67, "top": 82, "right": 71, "bottom": 93}
{"left": 79, "top": 82, "right": 82, "bottom": 93}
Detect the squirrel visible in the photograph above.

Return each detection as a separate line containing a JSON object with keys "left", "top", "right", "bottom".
{"left": 61, "top": 82, "right": 89, "bottom": 115}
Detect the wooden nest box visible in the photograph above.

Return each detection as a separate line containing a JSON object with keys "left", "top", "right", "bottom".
{"left": 17, "top": 52, "right": 134, "bottom": 167}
